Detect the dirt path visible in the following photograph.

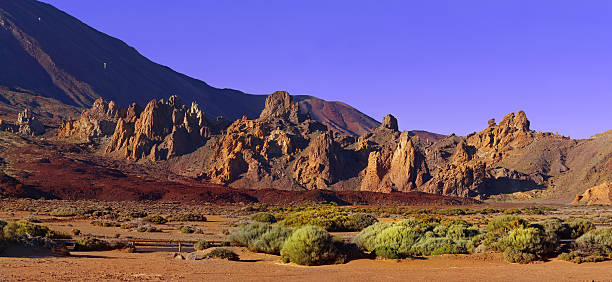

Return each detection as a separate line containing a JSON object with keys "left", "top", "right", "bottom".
{"left": 1, "top": 249, "right": 611, "bottom": 281}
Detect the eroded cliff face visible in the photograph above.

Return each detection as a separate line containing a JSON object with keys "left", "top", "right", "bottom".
{"left": 58, "top": 98, "right": 129, "bottom": 141}
{"left": 56, "top": 92, "right": 603, "bottom": 202}
{"left": 360, "top": 130, "right": 430, "bottom": 193}
{"left": 104, "top": 95, "right": 211, "bottom": 161}
{"left": 199, "top": 91, "right": 333, "bottom": 189}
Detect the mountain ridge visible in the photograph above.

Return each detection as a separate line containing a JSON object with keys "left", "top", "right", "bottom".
{"left": 0, "top": 0, "right": 441, "bottom": 138}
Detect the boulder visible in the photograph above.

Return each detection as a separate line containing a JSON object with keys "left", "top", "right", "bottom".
{"left": 259, "top": 91, "right": 304, "bottom": 123}
{"left": 381, "top": 114, "right": 399, "bottom": 131}
{"left": 572, "top": 182, "right": 612, "bottom": 205}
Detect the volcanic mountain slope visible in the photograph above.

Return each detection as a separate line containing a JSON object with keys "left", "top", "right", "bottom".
{"left": 0, "top": 0, "right": 408, "bottom": 138}
{"left": 55, "top": 91, "right": 612, "bottom": 203}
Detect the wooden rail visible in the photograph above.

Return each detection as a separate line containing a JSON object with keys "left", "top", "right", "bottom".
{"left": 52, "top": 238, "right": 227, "bottom": 252}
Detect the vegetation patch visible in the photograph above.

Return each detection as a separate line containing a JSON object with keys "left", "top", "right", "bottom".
{"left": 354, "top": 217, "right": 479, "bottom": 259}
{"left": 178, "top": 225, "right": 203, "bottom": 234}
{"left": 194, "top": 240, "right": 211, "bottom": 251}
{"left": 280, "top": 226, "right": 342, "bottom": 265}
{"left": 205, "top": 248, "right": 239, "bottom": 261}
{"left": 251, "top": 212, "right": 277, "bottom": 223}
{"left": 167, "top": 213, "right": 207, "bottom": 222}
{"left": 74, "top": 237, "right": 134, "bottom": 252}
{"left": 279, "top": 207, "right": 377, "bottom": 232}
{"left": 228, "top": 223, "right": 293, "bottom": 255}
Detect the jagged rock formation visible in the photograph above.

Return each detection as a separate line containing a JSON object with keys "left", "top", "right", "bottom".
{"left": 419, "top": 139, "right": 486, "bottom": 197}
{"left": 58, "top": 98, "right": 130, "bottom": 140}
{"left": 293, "top": 132, "right": 342, "bottom": 189}
{"left": 53, "top": 92, "right": 612, "bottom": 203}
{"left": 259, "top": 91, "right": 304, "bottom": 123}
{"left": 0, "top": 108, "right": 44, "bottom": 136}
{"left": 466, "top": 111, "right": 533, "bottom": 162}
{"left": 360, "top": 131, "right": 429, "bottom": 192}
{"left": 199, "top": 91, "right": 332, "bottom": 189}
{"left": 105, "top": 96, "right": 210, "bottom": 161}
{"left": 572, "top": 182, "right": 612, "bottom": 205}
{"left": 381, "top": 114, "right": 399, "bottom": 131}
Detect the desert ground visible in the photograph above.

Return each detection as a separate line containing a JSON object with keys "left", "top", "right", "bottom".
{"left": 1, "top": 200, "right": 611, "bottom": 281}
{"left": 3, "top": 249, "right": 612, "bottom": 281}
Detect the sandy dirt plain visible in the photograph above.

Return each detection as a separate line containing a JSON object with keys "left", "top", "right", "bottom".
{"left": 1, "top": 205, "right": 611, "bottom": 281}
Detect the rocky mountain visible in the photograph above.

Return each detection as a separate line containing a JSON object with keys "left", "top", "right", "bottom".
{"left": 54, "top": 91, "right": 612, "bottom": 204}
{"left": 0, "top": 0, "right": 431, "bottom": 139}
{"left": 2, "top": 1, "right": 610, "bottom": 204}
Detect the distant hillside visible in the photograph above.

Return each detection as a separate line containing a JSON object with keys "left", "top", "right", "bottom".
{"left": 0, "top": 0, "right": 433, "bottom": 137}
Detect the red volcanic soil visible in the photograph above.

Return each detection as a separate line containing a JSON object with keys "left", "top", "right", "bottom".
{"left": 0, "top": 136, "right": 477, "bottom": 205}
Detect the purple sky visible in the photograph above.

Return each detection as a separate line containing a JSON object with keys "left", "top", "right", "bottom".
{"left": 42, "top": 0, "right": 612, "bottom": 138}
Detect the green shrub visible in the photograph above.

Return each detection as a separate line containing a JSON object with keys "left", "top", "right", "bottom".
{"left": 566, "top": 219, "right": 595, "bottom": 239}
{"left": 23, "top": 216, "right": 41, "bottom": 223}
{"left": 503, "top": 248, "right": 537, "bottom": 264}
{"left": 373, "top": 245, "right": 401, "bottom": 259}
{"left": 467, "top": 233, "right": 487, "bottom": 252}
{"left": 46, "top": 230, "right": 71, "bottom": 239}
{"left": 280, "top": 226, "right": 340, "bottom": 266}
{"left": 194, "top": 240, "right": 211, "bottom": 251}
{"left": 374, "top": 225, "right": 422, "bottom": 255}
{"left": 3, "top": 221, "right": 50, "bottom": 240}
{"left": 124, "top": 210, "right": 148, "bottom": 218}
{"left": 354, "top": 217, "right": 482, "bottom": 257}
{"left": 558, "top": 251, "right": 606, "bottom": 264}
{"left": 91, "top": 220, "right": 121, "bottom": 227}
{"left": 485, "top": 216, "right": 528, "bottom": 250}
{"left": 167, "top": 213, "right": 207, "bottom": 222}
{"left": 432, "top": 225, "right": 448, "bottom": 237}
{"left": 14, "top": 221, "right": 50, "bottom": 237}
{"left": 228, "top": 222, "right": 271, "bottom": 247}
{"left": 353, "top": 222, "right": 391, "bottom": 252}
{"left": 498, "top": 227, "right": 553, "bottom": 263}
{"left": 436, "top": 208, "right": 467, "bottom": 216}
{"left": 411, "top": 237, "right": 468, "bottom": 256}
{"left": 249, "top": 225, "right": 293, "bottom": 255}
{"left": 50, "top": 207, "right": 79, "bottom": 217}
{"left": 412, "top": 238, "right": 468, "bottom": 256}
{"left": 144, "top": 215, "right": 167, "bottom": 224}
{"left": 344, "top": 213, "right": 378, "bottom": 231}
{"left": 71, "top": 229, "right": 81, "bottom": 236}
{"left": 439, "top": 218, "right": 470, "bottom": 227}
{"left": 206, "top": 248, "right": 239, "bottom": 261}
{"left": 573, "top": 228, "right": 612, "bottom": 257}
{"left": 137, "top": 226, "right": 161, "bottom": 232}
{"left": 2, "top": 221, "right": 71, "bottom": 242}
{"left": 251, "top": 212, "right": 276, "bottom": 223}
{"left": 486, "top": 216, "right": 528, "bottom": 235}
{"left": 178, "top": 225, "right": 201, "bottom": 234}
{"left": 280, "top": 207, "right": 377, "bottom": 232}
{"left": 532, "top": 218, "right": 570, "bottom": 240}
{"left": 446, "top": 225, "right": 480, "bottom": 240}
{"left": 74, "top": 237, "right": 111, "bottom": 251}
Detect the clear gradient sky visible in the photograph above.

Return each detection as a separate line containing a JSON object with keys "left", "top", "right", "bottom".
{"left": 42, "top": 0, "right": 612, "bottom": 138}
